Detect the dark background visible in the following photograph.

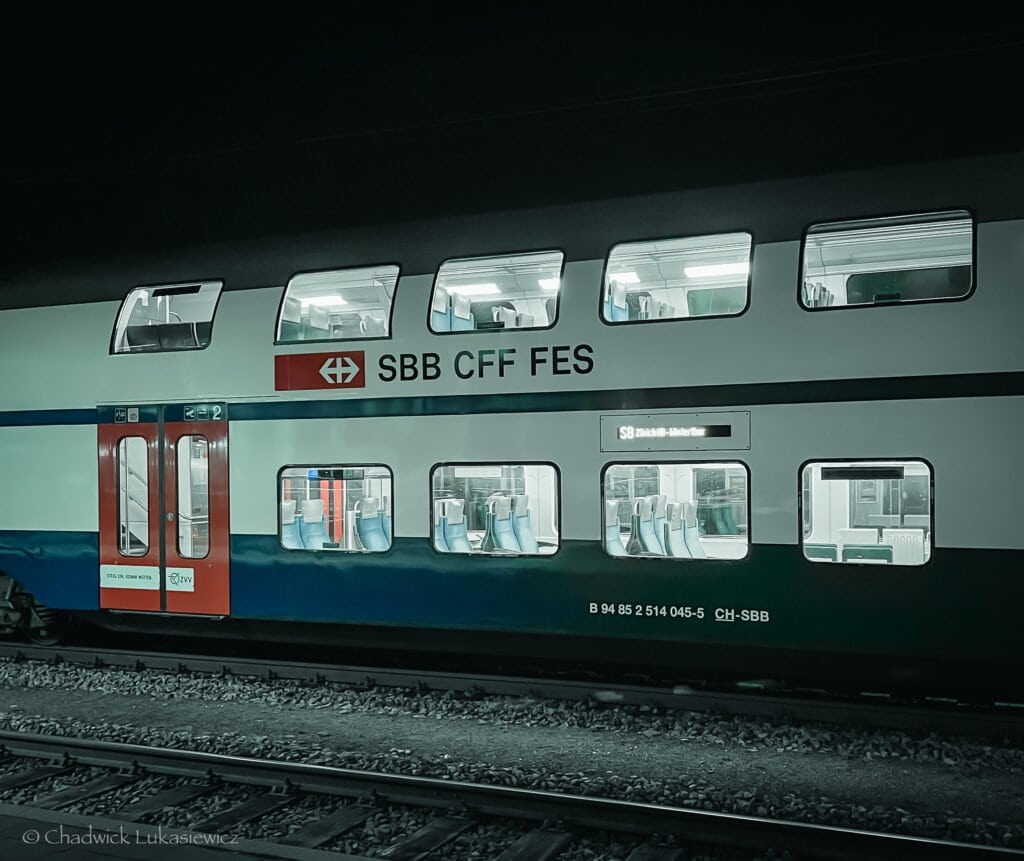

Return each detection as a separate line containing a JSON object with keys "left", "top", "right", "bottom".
{"left": 2, "top": 8, "right": 1021, "bottom": 270}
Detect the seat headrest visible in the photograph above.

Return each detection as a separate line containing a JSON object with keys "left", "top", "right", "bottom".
{"left": 280, "top": 499, "right": 297, "bottom": 523}
{"left": 433, "top": 499, "right": 446, "bottom": 525}
{"left": 307, "top": 305, "right": 330, "bottom": 329}
{"left": 358, "top": 497, "right": 380, "bottom": 518}
{"left": 301, "top": 499, "right": 324, "bottom": 521}
{"left": 452, "top": 293, "right": 473, "bottom": 320}
{"left": 605, "top": 499, "right": 621, "bottom": 523}
{"left": 681, "top": 501, "right": 698, "bottom": 527}
{"left": 444, "top": 499, "right": 465, "bottom": 525}
{"left": 360, "top": 316, "right": 386, "bottom": 336}
{"left": 431, "top": 286, "right": 449, "bottom": 314}
{"left": 652, "top": 494, "right": 667, "bottom": 518}
{"left": 512, "top": 494, "right": 529, "bottom": 517}
{"left": 666, "top": 502, "right": 682, "bottom": 528}
{"left": 635, "top": 497, "right": 653, "bottom": 520}
{"left": 488, "top": 495, "right": 512, "bottom": 519}
{"left": 282, "top": 296, "right": 302, "bottom": 323}
{"left": 610, "top": 279, "right": 628, "bottom": 308}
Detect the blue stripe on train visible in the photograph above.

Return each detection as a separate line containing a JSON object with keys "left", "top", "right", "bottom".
{"left": 3, "top": 530, "right": 1023, "bottom": 662}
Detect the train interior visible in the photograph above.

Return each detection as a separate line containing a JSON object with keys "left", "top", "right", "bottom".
{"left": 602, "top": 233, "right": 751, "bottom": 323}
{"left": 431, "top": 464, "right": 559, "bottom": 555}
{"left": 113, "top": 282, "right": 222, "bottom": 353}
{"left": 116, "top": 437, "right": 150, "bottom": 556}
{"left": 278, "top": 266, "right": 399, "bottom": 342}
{"left": 430, "top": 251, "right": 563, "bottom": 333}
{"left": 603, "top": 463, "right": 749, "bottom": 560}
{"left": 280, "top": 466, "right": 394, "bottom": 552}
{"left": 801, "top": 212, "right": 972, "bottom": 308}
{"left": 801, "top": 460, "right": 932, "bottom": 565}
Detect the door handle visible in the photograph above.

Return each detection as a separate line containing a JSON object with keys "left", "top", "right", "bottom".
{"left": 166, "top": 512, "right": 175, "bottom": 522}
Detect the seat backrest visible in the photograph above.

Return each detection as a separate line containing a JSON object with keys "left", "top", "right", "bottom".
{"left": 433, "top": 499, "right": 449, "bottom": 552}
{"left": 658, "top": 301, "right": 676, "bottom": 318}
{"left": 604, "top": 499, "right": 627, "bottom": 556}
{"left": 380, "top": 495, "right": 392, "bottom": 543}
{"left": 636, "top": 497, "right": 664, "bottom": 554}
{"left": 306, "top": 305, "right": 330, "bottom": 339}
{"left": 487, "top": 495, "right": 520, "bottom": 552}
{"left": 360, "top": 315, "right": 387, "bottom": 337}
{"left": 492, "top": 306, "right": 518, "bottom": 328}
{"left": 842, "top": 544, "right": 892, "bottom": 563}
{"left": 882, "top": 528, "right": 925, "bottom": 565}
{"left": 718, "top": 500, "right": 738, "bottom": 534}
{"left": 867, "top": 514, "right": 900, "bottom": 528}
{"left": 838, "top": 528, "right": 877, "bottom": 547}
{"left": 510, "top": 494, "right": 539, "bottom": 553}
{"left": 681, "top": 501, "right": 706, "bottom": 558}
{"left": 279, "top": 297, "right": 304, "bottom": 341}
{"left": 442, "top": 499, "right": 472, "bottom": 552}
{"left": 355, "top": 496, "right": 389, "bottom": 551}
{"left": 663, "top": 502, "right": 690, "bottom": 558}
{"left": 451, "top": 294, "right": 475, "bottom": 330}
{"left": 651, "top": 495, "right": 668, "bottom": 553}
{"left": 606, "top": 280, "right": 629, "bottom": 322}
{"left": 902, "top": 514, "right": 930, "bottom": 529}
{"left": 280, "top": 499, "right": 303, "bottom": 549}
{"left": 431, "top": 287, "right": 451, "bottom": 332}
{"left": 515, "top": 312, "right": 534, "bottom": 328}
{"left": 299, "top": 498, "right": 327, "bottom": 550}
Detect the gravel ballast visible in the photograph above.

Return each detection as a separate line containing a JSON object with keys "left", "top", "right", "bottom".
{"left": 1, "top": 657, "right": 1022, "bottom": 849}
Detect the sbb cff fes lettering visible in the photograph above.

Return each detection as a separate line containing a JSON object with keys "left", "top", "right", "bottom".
{"left": 378, "top": 344, "right": 594, "bottom": 382}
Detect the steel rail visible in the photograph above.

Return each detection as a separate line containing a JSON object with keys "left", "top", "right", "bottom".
{"left": 0, "top": 731, "right": 1019, "bottom": 860}
{"left": 1, "top": 642, "right": 1021, "bottom": 740}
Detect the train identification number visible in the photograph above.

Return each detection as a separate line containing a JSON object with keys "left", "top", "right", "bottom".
{"left": 588, "top": 603, "right": 771, "bottom": 623}
{"left": 589, "top": 603, "right": 704, "bottom": 619}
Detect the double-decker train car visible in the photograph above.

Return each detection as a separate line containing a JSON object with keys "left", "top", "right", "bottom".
{"left": 1, "top": 152, "right": 1022, "bottom": 697}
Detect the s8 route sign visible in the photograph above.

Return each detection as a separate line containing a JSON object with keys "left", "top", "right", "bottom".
{"left": 275, "top": 351, "right": 366, "bottom": 391}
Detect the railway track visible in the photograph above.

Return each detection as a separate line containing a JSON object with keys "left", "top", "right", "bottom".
{"left": 1, "top": 641, "right": 1022, "bottom": 740}
{"left": 0, "top": 730, "right": 1019, "bottom": 860}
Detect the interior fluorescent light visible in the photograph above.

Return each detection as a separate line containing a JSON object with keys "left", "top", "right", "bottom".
{"left": 300, "top": 295, "right": 348, "bottom": 307}
{"left": 539, "top": 278, "right": 560, "bottom": 290}
{"left": 609, "top": 272, "right": 640, "bottom": 284}
{"left": 447, "top": 283, "right": 500, "bottom": 297}
{"left": 684, "top": 262, "right": 749, "bottom": 278}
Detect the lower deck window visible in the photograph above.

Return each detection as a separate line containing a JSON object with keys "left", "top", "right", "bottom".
{"left": 603, "top": 462, "right": 749, "bottom": 560}
{"left": 801, "top": 460, "right": 932, "bottom": 565}
{"left": 279, "top": 465, "right": 393, "bottom": 552}
{"left": 431, "top": 464, "right": 559, "bottom": 555}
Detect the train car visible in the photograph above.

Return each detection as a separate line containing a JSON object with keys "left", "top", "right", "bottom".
{"left": 1, "top": 152, "right": 1022, "bottom": 698}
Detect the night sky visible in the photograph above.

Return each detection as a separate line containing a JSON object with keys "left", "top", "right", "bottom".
{"left": 2, "top": 10, "right": 1021, "bottom": 269}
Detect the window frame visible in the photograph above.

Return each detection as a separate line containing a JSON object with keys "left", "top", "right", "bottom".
{"left": 109, "top": 279, "right": 224, "bottom": 356}
{"left": 276, "top": 462, "right": 395, "bottom": 554}
{"left": 274, "top": 263, "right": 402, "bottom": 346}
{"left": 175, "top": 434, "right": 211, "bottom": 560}
{"left": 427, "top": 247, "right": 567, "bottom": 336}
{"left": 599, "top": 230, "right": 754, "bottom": 327}
{"left": 797, "top": 456, "right": 935, "bottom": 566}
{"left": 599, "top": 460, "right": 751, "bottom": 561}
{"left": 798, "top": 209, "right": 977, "bottom": 313}
{"left": 428, "top": 460, "right": 562, "bottom": 557}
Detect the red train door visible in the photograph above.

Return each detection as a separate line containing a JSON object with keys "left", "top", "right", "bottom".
{"left": 98, "top": 403, "right": 230, "bottom": 616}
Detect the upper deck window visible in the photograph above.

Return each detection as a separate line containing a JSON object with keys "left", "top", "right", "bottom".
{"left": 801, "top": 211, "right": 972, "bottom": 309}
{"left": 430, "top": 250, "right": 564, "bottom": 333}
{"left": 111, "top": 280, "right": 222, "bottom": 354}
{"left": 278, "top": 265, "right": 399, "bottom": 343}
{"left": 602, "top": 233, "right": 752, "bottom": 323}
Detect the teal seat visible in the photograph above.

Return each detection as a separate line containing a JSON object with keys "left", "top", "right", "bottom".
{"left": 805, "top": 543, "right": 837, "bottom": 561}
{"left": 842, "top": 544, "right": 892, "bottom": 563}
{"left": 686, "top": 284, "right": 746, "bottom": 316}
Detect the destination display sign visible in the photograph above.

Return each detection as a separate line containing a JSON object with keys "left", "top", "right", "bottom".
{"left": 600, "top": 411, "right": 750, "bottom": 452}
